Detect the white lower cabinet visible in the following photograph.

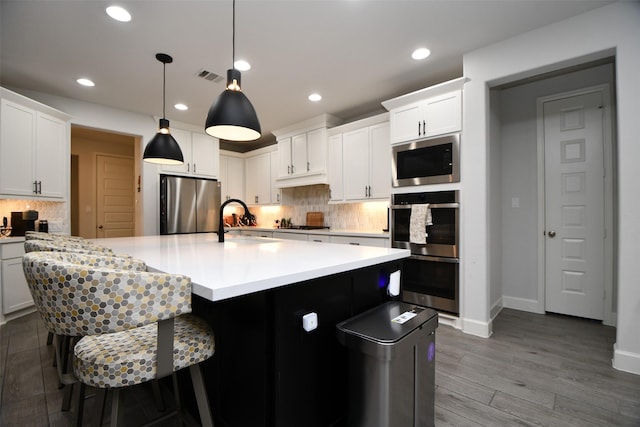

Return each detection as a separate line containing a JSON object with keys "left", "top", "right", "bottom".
{"left": 1, "top": 242, "right": 33, "bottom": 314}
{"left": 241, "top": 230, "right": 273, "bottom": 238}
{"left": 307, "top": 235, "right": 330, "bottom": 243}
{"left": 272, "top": 231, "right": 308, "bottom": 241}
{"left": 329, "top": 235, "right": 388, "bottom": 248}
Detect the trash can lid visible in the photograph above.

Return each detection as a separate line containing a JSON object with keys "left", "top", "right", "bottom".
{"left": 336, "top": 301, "right": 438, "bottom": 344}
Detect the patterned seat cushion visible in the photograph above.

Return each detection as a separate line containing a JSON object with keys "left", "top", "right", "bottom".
{"left": 74, "top": 314, "right": 215, "bottom": 388}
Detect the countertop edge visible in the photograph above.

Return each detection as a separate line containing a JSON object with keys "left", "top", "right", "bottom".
{"left": 232, "top": 227, "right": 390, "bottom": 238}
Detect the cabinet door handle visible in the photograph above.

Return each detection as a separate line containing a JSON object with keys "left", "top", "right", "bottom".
{"left": 277, "top": 193, "right": 280, "bottom": 203}
{"left": 39, "top": 181, "right": 43, "bottom": 194}
{"left": 187, "top": 163, "right": 190, "bottom": 172}
{"left": 349, "top": 242, "right": 360, "bottom": 246}
{"left": 33, "top": 180, "right": 38, "bottom": 194}
{"left": 255, "top": 195, "right": 258, "bottom": 204}
{"left": 291, "top": 164, "right": 295, "bottom": 174}
{"left": 287, "top": 165, "right": 290, "bottom": 174}
{"left": 193, "top": 163, "right": 197, "bottom": 173}
{"left": 418, "top": 121, "right": 421, "bottom": 136}
{"left": 307, "top": 161, "right": 310, "bottom": 172}
{"left": 422, "top": 120, "right": 426, "bottom": 135}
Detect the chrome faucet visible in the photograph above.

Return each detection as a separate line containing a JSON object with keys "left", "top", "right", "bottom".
{"left": 218, "top": 198, "right": 250, "bottom": 243}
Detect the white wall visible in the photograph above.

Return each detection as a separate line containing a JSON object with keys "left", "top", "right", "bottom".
{"left": 463, "top": 1, "right": 640, "bottom": 374}
{"left": 498, "top": 63, "right": 615, "bottom": 311}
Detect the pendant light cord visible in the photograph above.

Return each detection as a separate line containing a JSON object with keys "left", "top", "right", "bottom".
{"left": 232, "top": 0, "right": 236, "bottom": 67}
{"left": 162, "top": 60, "right": 166, "bottom": 119}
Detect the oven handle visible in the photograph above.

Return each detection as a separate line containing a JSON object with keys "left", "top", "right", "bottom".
{"left": 391, "top": 203, "right": 459, "bottom": 209}
{"left": 408, "top": 254, "right": 460, "bottom": 263}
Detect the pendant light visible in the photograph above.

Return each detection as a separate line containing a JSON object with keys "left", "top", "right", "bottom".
{"left": 205, "top": 0, "right": 261, "bottom": 142}
{"left": 143, "top": 53, "right": 184, "bottom": 165}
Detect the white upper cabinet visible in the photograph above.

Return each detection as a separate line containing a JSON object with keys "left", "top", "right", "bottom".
{"left": 245, "top": 152, "right": 271, "bottom": 205}
{"left": 219, "top": 154, "right": 245, "bottom": 202}
{"left": 343, "top": 128, "right": 370, "bottom": 200}
{"left": 273, "top": 114, "right": 342, "bottom": 188}
{"left": 368, "top": 123, "right": 391, "bottom": 199}
{"left": 191, "top": 132, "right": 219, "bottom": 177}
{"left": 328, "top": 113, "right": 390, "bottom": 203}
{"left": 327, "top": 134, "right": 343, "bottom": 202}
{"left": 161, "top": 129, "right": 219, "bottom": 178}
{"left": 0, "top": 89, "right": 70, "bottom": 200}
{"left": 278, "top": 128, "right": 327, "bottom": 178}
{"left": 382, "top": 77, "right": 465, "bottom": 144}
{"left": 270, "top": 151, "right": 281, "bottom": 204}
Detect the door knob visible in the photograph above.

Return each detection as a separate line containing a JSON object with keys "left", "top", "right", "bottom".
{"left": 98, "top": 225, "right": 104, "bottom": 230}
{"left": 548, "top": 230, "right": 556, "bottom": 237}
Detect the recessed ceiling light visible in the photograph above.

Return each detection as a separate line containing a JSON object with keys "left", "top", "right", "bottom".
{"left": 76, "top": 78, "right": 95, "bottom": 87}
{"left": 234, "top": 60, "right": 251, "bottom": 71}
{"left": 411, "top": 48, "right": 431, "bottom": 60}
{"left": 106, "top": 6, "right": 132, "bottom": 22}
{"left": 308, "top": 93, "right": 322, "bottom": 102}
{"left": 174, "top": 103, "right": 188, "bottom": 111}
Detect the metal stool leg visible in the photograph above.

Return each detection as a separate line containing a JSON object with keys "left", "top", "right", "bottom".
{"left": 189, "top": 364, "right": 213, "bottom": 427}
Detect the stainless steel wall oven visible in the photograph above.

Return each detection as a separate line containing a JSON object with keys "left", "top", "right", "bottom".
{"left": 391, "top": 190, "right": 460, "bottom": 314}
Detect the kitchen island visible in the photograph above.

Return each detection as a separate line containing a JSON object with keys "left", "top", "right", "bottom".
{"left": 96, "top": 233, "right": 410, "bottom": 427}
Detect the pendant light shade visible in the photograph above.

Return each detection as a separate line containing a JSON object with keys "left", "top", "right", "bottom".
{"left": 205, "top": 69, "right": 261, "bottom": 141}
{"left": 143, "top": 53, "right": 184, "bottom": 165}
{"left": 204, "top": 0, "right": 261, "bottom": 142}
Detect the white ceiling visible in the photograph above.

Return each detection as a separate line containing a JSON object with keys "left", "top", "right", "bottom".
{"left": 0, "top": 0, "right": 613, "bottom": 151}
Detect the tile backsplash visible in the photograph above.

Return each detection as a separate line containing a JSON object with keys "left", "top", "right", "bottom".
{"left": 0, "top": 200, "right": 68, "bottom": 233}
{"left": 251, "top": 185, "right": 389, "bottom": 231}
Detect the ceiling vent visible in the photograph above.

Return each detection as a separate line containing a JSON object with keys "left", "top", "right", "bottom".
{"left": 196, "top": 69, "right": 224, "bottom": 83}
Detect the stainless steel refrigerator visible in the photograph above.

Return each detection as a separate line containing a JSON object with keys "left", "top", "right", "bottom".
{"left": 160, "top": 174, "right": 221, "bottom": 235}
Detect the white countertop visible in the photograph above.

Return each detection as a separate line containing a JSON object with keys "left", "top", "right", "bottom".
{"left": 95, "top": 233, "right": 408, "bottom": 302}
{"left": 0, "top": 236, "right": 25, "bottom": 244}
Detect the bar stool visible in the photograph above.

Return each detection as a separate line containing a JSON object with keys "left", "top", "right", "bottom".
{"left": 25, "top": 230, "right": 86, "bottom": 242}
{"left": 22, "top": 250, "right": 147, "bottom": 424}
{"left": 24, "top": 239, "right": 123, "bottom": 350}
{"left": 24, "top": 238, "right": 116, "bottom": 256}
{"left": 23, "top": 251, "right": 215, "bottom": 426}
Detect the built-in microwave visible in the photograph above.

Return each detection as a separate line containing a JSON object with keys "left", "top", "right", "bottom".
{"left": 391, "top": 133, "right": 460, "bottom": 187}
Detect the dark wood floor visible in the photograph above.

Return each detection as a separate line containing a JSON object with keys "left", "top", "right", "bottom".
{"left": 2, "top": 308, "right": 639, "bottom": 426}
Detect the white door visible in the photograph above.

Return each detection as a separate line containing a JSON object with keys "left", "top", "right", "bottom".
{"left": 96, "top": 155, "right": 135, "bottom": 238}
{"left": 543, "top": 91, "right": 605, "bottom": 320}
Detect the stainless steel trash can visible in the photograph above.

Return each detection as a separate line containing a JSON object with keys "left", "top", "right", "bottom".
{"left": 336, "top": 301, "right": 438, "bottom": 427}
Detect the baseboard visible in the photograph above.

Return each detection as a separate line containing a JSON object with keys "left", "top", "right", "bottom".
{"left": 438, "top": 312, "right": 462, "bottom": 330}
{"left": 490, "top": 297, "right": 503, "bottom": 321}
{"left": 603, "top": 310, "right": 617, "bottom": 327}
{"left": 502, "top": 295, "right": 543, "bottom": 314}
{"left": 0, "top": 306, "right": 37, "bottom": 325}
{"left": 462, "top": 316, "right": 492, "bottom": 338}
{"left": 612, "top": 344, "right": 640, "bottom": 375}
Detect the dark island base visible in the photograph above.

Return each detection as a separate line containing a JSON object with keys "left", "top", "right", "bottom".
{"left": 189, "top": 260, "right": 404, "bottom": 427}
